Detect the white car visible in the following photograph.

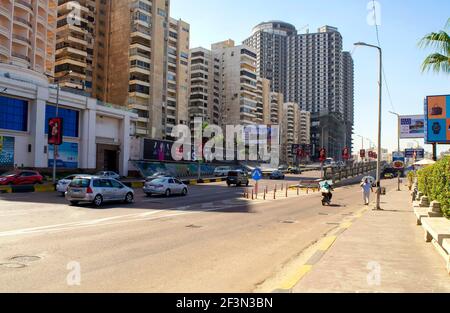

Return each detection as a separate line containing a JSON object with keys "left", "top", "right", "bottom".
{"left": 56, "top": 175, "right": 78, "bottom": 195}
{"left": 143, "top": 177, "right": 188, "bottom": 197}
{"left": 96, "top": 171, "right": 121, "bottom": 180}
{"left": 214, "top": 166, "right": 231, "bottom": 177}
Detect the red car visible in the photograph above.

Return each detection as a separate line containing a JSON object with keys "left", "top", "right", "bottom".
{"left": 0, "top": 170, "right": 44, "bottom": 185}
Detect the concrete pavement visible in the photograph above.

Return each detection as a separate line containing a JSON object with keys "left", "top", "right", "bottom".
{"left": 291, "top": 181, "right": 450, "bottom": 293}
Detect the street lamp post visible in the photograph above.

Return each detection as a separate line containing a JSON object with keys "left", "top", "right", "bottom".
{"left": 389, "top": 111, "right": 401, "bottom": 191}
{"left": 354, "top": 42, "right": 383, "bottom": 211}
{"left": 46, "top": 71, "right": 72, "bottom": 184}
{"left": 357, "top": 134, "right": 364, "bottom": 162}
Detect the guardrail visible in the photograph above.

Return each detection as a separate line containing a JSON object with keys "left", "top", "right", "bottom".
{"left": 324, "top": 162, "right": 377, "bottom": 184}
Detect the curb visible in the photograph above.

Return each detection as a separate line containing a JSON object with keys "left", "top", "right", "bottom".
{"left": 0, "top": 184, "right": 55, "bottom": 194}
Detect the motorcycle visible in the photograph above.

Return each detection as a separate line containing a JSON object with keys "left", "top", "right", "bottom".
{"left": 319, "top": 180, "right": 334, "bottom": 206}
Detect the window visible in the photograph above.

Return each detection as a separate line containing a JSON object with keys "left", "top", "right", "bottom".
{"left": 45, "top": 105, "right": 79, "bottom": 138}
{"left": 0, "top": 96, "right": 28, "bottom": 132}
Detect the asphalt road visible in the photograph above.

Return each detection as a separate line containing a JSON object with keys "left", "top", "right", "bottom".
{"left": 0, "top": 171, "right": 389, "bottom": 292}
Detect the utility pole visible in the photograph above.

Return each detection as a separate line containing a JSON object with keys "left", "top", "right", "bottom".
{"left": 354, "top": 42, "right": 383, "bottom": 211}
{"left": 389, "top": 111, "right": 401, "bottom": 191}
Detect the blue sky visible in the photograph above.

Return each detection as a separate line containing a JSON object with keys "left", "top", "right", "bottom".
{"left": 171, "top": 0, "right": 450, "bottom": 154}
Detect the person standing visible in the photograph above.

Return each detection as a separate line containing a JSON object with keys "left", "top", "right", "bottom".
{"left": 361, "top": 178, "right": 374, "bottom": 205}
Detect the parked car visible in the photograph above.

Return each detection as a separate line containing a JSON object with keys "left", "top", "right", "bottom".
{"left": 66, "top": 176, "right": 134, "bottom": 207}
{"left": 0, "top": 170, "right": 43, "bottom": 185}
{"left": 56, "top": 174, "right": 78, "bottom": 195}
{"left": 145, "top": 172, "right": 172, "bottom": 182}
{"left": 278, "top": 165, "right": 289, "bottom": 172}
{"left": 270, "top": 170, "right": 285, "bottom": 180}
{"left": 213, "top": 166, "right": 231, "bottom": 177}
{"left": 96, "top": 171, "right": 121, "bottom": 180}
{"left": 287, "top": 166, "right": 302, "bottom": 174}
{"left": 143, "top": 177, "right": 188, "bottom": 197}
{"left": 226, "top": 170, "right": 249, "bottom": 187}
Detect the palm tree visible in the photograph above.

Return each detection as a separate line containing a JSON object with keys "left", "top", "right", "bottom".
{"left": 419, "top": 18, "right": 450, "bottom": 74}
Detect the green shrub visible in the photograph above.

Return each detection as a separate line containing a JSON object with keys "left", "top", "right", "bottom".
{"left": 417, "top": 156, "right": 450, "bottom": 218}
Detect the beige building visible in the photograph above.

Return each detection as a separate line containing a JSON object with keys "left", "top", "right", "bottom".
{"left": 283, "top": 102, "right": 300, "bottom": 164}
{"left": 188, "top": 47, "right": 221, "bottom": 127}
{"left": 105, "top": 0, "right": 190, "bottom": 139}
{"left": 299, "top": 110, "right": 311, "bottom": 145}
{"left": 55, "top": 0, "right": 110, "bottom": 99}
{"left": 0, "top": 0, "right": 57, "bottom": 77}
{"left": 255, "top": 77, "right": 270, "bottom": 125}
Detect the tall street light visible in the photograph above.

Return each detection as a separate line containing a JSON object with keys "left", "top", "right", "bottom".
{"left": 389, "top": 111, "right": 401, "bottom": 191}
{"left": 46, "top": 71, "right": 73, "bottom": 184}
{"left": 354, "top": 42, "right": 383, "bottom": 211}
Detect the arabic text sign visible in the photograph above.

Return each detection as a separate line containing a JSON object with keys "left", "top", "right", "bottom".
{"left": 399, "top": 115, "right": 424, "bottom": 139}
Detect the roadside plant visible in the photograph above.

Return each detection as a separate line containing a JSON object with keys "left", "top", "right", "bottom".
{"left": 417, "top": 156, "right": 450, "bottom": 217}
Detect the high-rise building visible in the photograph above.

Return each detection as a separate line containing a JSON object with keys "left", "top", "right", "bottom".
{"left": 188, "top": 47, "right": 221, "bottom": 127}
{"left": 105, "top": 0, "right": 190, "bottom": 139}
{"left": 283, "top": 102, "right": 300, "bottom": 164}
{"left": 245, "top": 22, "right": 355, "bottom": 160}
{"left": 342, "top": 51, "right": 354, "bottom": 152}
{"left": 211, "top": 39, "right": 258, "bottom": 126}
{"left": 55, "top": 0, "right": 110, "bottom": 99}
{"left": 255, "top": 77, "right": 270, "bottom": 125}
{"left": 0, "top": 0, "right": 57, "bottom": 77}
{"left": 243, "top": 21, "right": 296, "bottom": 95}
{"left": 299, "top": 110, "right": 311, "bottom": 146}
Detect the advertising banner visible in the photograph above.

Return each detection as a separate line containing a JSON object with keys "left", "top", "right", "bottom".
{"left": 399, "top": 115, "right": 425, "bottom": 139}
{"left": 48, "top": 142, "right": 78, "bottom": 168}
{"left": 392, "top": 151, "right": 405, "bottom": 169}
{"left": 425, "top": 95, "right": 450, "bottom": 144}
{"left": 48, "top": 117, "right": 63, "bottom": 145}
{"left": 0, "top": 136, "right": 14, "bottom": 167}
{"left": 404, "top": 149, "right": 425, "bottom": 160}
{"left": 144, "top": 139, "right": 175, "bottom": 162}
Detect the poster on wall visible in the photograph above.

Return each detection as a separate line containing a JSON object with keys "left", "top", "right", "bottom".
{"left": 399, "top": 115, "right": 425, "bottom": 139}
{"left": 0, "top": 136, "right": 14, "bottom": 167}
{"left": 143, "top": 139, "right": 174, "bottom": 162}
{"left": 425, "top": 95, "right": 450, "bottom": 144}
{"left": 48, "top": 142, "right": 78, "bottom": 168}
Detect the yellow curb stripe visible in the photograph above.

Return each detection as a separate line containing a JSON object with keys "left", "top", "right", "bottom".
{"left": 340, "top": 221, "right": 353, "bottom": 229}
{"left": 0, "top": 186, "right": 12, "bottom": 193}
{"left": 131, "top": 182, "right": 144, "bottom": 188}
{"left": 318, "top": 236, "right": 337, "bottom": 251}
{"left": 34, "top": 185, "right": 55, "bottom": 192}
{"left": 280, "top": 265, "right": 313, "bottom": 290}
{"left": 203, "top": 179, "right": 210, "bottom": 183}
{"left": 189, "top": 180, "right": 197, "bottom": 185}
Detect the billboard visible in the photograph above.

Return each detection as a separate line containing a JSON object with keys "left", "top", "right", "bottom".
{"left": 0, "top": 136, "right": 14, "bottom": 167}
{"left": 392, "top": 151, "right": 405, "bottom": 169}
{"left": 399, "top": 115, "right": 425, "bottom": 139}
{"left": 48, "top": 142, "right": 78, "bottom": 168}
{"left": 48, "top": 117, "right": 63, "bottom": 145}
{"left": 404, "top": 148, "right": 425, "bottom": 160}
{"left": 425, "top": 95, "right": 450, "bottom": 144}
{"left": 144, "top": 139, "right": 175, "bottom": 162}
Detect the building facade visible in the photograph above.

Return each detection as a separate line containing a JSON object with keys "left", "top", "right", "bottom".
{"left": 245, "top": 22, "right": 355, "bottom": 160}
{"left": 0, "top": 64, "right": 137, "bottom": 175}
{"left": 0, "top": 0, "right": 57, "bottom": 77}
{"left": 55, "top": 0, "right": 110, "bottom": 99}
{"left": 243, "top": 21, "right": 296, "bottom": 96}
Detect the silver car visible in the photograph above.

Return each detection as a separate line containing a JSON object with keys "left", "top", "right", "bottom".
{"left": 66, "top": 176, "right": 134, "bottom": 207}
{"left": 143, "top": 177, "right": 188, "bottom": 197}
{"left": 56, "top": 174, "right": 77, "bottom": 196}
{"left": 96, "top": 171, "right": 121, "bottom": 180}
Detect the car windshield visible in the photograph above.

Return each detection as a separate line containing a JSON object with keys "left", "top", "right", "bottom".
{"left": 151, "top": 178, "right": 166, "bottom": 184}
{"left": 69, "top": 178, "right": 90, "bottom": 188}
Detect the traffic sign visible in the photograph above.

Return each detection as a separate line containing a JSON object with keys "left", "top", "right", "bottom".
{"left": 251, "top": 168, "right": 263, "bottom": 181}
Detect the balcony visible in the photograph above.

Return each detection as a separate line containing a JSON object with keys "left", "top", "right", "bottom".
{"left": 12, "top": 34, "right": 31, "bottom": 47}
{"left": 13, "top": 16, "right": 32, "bottom": 29}
{"left": 11, "top": 51, "right": 31, "bottom": 67}
{"left": 16, "top": 0, "right": 33, "bottom": 13}
{"left": 0, "top": 6, "right": 11, "bottom": 19}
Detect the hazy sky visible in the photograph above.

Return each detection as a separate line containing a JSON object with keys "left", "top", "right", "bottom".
{"left": 171, "top": 0, "right": 450, "bottom": 154}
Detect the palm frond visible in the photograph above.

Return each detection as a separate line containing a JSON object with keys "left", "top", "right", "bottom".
{"left": 421, "top": 53, "right": 450, "bottom": 73}
{"left": 418, "top": 30, "right": 450, "bottom": 55}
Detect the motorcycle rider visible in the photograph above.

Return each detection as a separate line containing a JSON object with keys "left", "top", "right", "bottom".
{"left": 321, "top": 181, "right": 334, "bottom": 204}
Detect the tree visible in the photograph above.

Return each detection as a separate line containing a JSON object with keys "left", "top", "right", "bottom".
{"left": 419, "top": 18, "right": 450, "bottom": 74}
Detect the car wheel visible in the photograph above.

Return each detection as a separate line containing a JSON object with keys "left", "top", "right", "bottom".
{"left": 70, "top": 201, "right": 79, "bottom": 206}
{"left": 124, "top": 192, "right": 134, "bottom": 204}
{"left": 61, "top": 192, "right": 66, "bottom": 197}
{"left": 237, "top": 182, "right": 242, "bottom": 187}
{"left": 146, "top": 192, "right": 152, "bottom": 197}
{"left": 182, "top": 188, "right": 188, "bottom": 196}
{"left": 93, "top": 195, "right": 103, "bottom": 207}
{"left": 165, "top": 189, "right": 171, "bottom": 197}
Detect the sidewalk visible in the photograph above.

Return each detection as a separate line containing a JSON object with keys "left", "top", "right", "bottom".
{"left": 292, "top": 182, "right": 450, "bottom": 293}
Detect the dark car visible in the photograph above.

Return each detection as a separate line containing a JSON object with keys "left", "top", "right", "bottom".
{"left": 226, "top": 170, "right": 249, "bottom": 187}
{"left": 270, "top": 170, "right": 285, "bottom": 180}
{"left": 0, "top": 170, "right": 43, "bottom": 185}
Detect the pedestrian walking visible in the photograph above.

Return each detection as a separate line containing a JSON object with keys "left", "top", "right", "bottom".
{"left": 361, "top": 178, "right": 374, "bottom": 205}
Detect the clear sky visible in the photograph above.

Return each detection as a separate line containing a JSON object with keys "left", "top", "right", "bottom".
{"left": 171, "top": 0, "right": 450, "bottom": 155}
